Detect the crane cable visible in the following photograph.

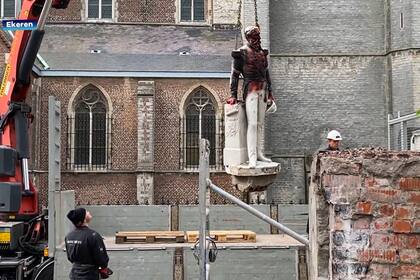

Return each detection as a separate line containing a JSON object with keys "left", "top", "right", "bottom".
{"left": 235, "top": 0, "right": 260, "bottom": 48}
{"left": 236, "top": 0, "right": 260, "bottom": 32}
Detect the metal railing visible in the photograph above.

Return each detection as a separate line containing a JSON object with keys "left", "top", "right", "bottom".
{"left": 66, "top": 115, "right": 113, "bottom": 171}
{"left": 197, "top": 139, "right": 309, "bottom": 280}
{"left": 388, "top": 112, "right": 420, "bottom": 151}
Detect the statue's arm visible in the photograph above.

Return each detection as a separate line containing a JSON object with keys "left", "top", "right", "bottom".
{"left": 266, "top": 69, "right": 274, "bottom": 101}
{"left": 263, "top": 49, "right": 274, "bottom": 102}
{"left": 228, "top": 51, "right": 242, "bottom": 104}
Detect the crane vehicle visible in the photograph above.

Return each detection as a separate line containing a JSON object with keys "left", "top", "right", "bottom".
{"left": 0, "top": 0, "right": 70, "bottom": 278}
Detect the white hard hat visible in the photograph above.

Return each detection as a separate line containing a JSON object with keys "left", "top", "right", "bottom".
{"left": 327, "top": 130, "right": 342, "bottom": 141}
{"left": 266, "top": 101, "right": 277, "bottom": 114}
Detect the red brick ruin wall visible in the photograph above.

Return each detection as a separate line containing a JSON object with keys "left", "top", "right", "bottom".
{"left": 309, "top": 148, "right": 420, "bottom": 280}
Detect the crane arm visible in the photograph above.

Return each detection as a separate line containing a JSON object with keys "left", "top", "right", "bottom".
{"left": 0, "top": 0, "right": 70, "bottom": 220}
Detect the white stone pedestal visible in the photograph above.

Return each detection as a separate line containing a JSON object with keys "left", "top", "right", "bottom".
{"left": 227, "top": 161, "right": 281, "bottom": 192}
{"left": 223, "top": 103, "right": 248, "bottom": 167}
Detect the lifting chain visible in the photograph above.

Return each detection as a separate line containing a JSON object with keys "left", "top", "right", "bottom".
{"left": 237, "top": 0, "right": 259, "bottom": 29}
{"left": 253, "top": 0, "right": 259, "bottom": 28}
{"left": 236, "top": 0, "right": 242, "bottom": 29}
{"left": 235, "top": 0, "right": 259, "bottom": 48}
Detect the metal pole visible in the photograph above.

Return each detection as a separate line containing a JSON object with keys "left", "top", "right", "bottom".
{"left": 208, "top": 181, "right": 310, "bottom": 246}
{"left": 387, "top": 114, "right": 391, "bottom": 150}
{"left": 398, "top": 111, "right": 404, "bottom": 150}
{"left": 199, "top": 139, "right": 210, "bottom": 279}
{"left": 37, "top": 0, "right": 53, "bottom": 31}
{"left": 48, "top": 96, "right": 61, "bottom": 257}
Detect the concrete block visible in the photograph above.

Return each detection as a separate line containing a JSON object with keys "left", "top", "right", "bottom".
{"left": 278, "top": 204, "right": 309, "bottom": 235}
{"left": 54, "top": 248, "right": 174, "bottom": 280}
{"left": 179, "top": 205, "right": 271, "bottom": 233}
{"left": 184, "top": 247, "right": 297, "bottom": 279}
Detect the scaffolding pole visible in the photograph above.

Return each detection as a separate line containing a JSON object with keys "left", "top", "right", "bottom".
{"left": 199, "top": 139, "right": 210, "bottom": 280}
{"left": 208, "top": 181, "right": 309, "bottom": 246}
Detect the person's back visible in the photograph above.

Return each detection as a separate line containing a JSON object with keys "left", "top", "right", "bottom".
{"left": 65, "top": 208, "right": 110, "bottom": 280}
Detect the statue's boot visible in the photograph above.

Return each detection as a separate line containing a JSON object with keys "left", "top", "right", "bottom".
{"left": 257, "top": 152, "right": 272, "bottom": 162}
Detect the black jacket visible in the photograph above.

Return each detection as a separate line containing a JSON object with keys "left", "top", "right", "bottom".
{"left": 65, "top": 226, "right": 109, "bottom": 280}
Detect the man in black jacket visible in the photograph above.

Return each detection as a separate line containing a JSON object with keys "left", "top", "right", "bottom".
{"left": 65, "top": 208, "right": 112, "bottom": 280}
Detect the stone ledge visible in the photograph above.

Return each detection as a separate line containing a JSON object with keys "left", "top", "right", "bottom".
{"left": 225, "top": 161, "right": 280, "bottom": 177}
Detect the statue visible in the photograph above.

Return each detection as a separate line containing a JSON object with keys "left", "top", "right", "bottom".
{"left": 227, "top": 26, "right": 276, "bottom": 168}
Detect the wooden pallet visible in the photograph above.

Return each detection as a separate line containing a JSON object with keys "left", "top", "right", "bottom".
{"left": 185, "top": 230, "right": 256, "bottom": 243}
{"left": 115, "top": 231, "right": 185, "bottom": 244}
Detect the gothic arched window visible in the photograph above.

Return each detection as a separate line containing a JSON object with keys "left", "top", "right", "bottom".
{"left": 180, "top": 87, "right": 223, "bottom": 169}
{"left": 68, "top": 86, "right": 111, "bottom": 170}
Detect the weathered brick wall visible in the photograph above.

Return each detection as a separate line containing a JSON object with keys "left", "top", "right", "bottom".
{"left": 34, "top": 77, "right": 234, "bottom": 206}
{"left": 309, "top": 149, "right": 420, "bottom": 280}
{"left": 38, "top": 77, "right": 138, "bottom": 171}
{"left": 47, "top": 0, "right": 176, "bottom": 22}
{"left": 35, "top": 77, "right": 139, "bottom": 206}
{"left": 117, "top": 0, "right": 175, "bottom": 23}
{"left": 154, "top": 79, "right": 229, "bottom": 171}
{"left": 154, "top": 172, "right": 241, "bottom": 205}
{"left": 48, "top": 0, "right": 82, "bottom": 21}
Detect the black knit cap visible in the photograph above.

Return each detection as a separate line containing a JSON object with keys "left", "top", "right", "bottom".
{"left": 67, "top": 208, "right": 86, "bottom": 226}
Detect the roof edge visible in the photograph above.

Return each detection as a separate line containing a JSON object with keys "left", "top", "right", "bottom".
{"left": 37, "top": 70, "right": 230, "bottom": 78}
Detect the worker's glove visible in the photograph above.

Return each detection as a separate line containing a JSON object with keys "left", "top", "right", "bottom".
{"left": 99, "top": 267, "right": 113, "bottom": 279}
{"left": 226, "top": 97, "right": 237, "bottom": 105}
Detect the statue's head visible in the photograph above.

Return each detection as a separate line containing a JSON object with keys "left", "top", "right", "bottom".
{"left": 245, "top": 26, "right": 261, "bottom": 50}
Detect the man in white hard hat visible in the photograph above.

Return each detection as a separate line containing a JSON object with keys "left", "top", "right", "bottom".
{"left": 326, "top": 130, "right": 342, "bottom": 151}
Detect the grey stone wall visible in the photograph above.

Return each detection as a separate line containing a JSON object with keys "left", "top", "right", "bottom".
{"left": 270, "top": 0, "right": 386, "bottom": 55}
{"left": 268, "top": 157, "right": 306, "bottom": 204}
{"left": 268, "top": 56, "right": 388, "bottom": 155}
{"left": 410, "top": 1, "right": 420, "bottom": 48}
{"left": 213, "top": 0, "right": 238, "bottom": 25}
{"left": 390, "top": 51, "right": 415, "bottom": 115}
{"left": 390, "top": 0, "right": 412, "bottom": 51}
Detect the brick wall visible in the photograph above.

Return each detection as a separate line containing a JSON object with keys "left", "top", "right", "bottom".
{"left": 117, "top": 0, "right": 175, "bottom": 23}
{"left": 47, "top": 0, "right": 176, "bottom": 22}
{"left": 309, "top": 149, "right": 420, "bottom": 279}
{"left": 154, "top": 172, "right": 241, "bottom": 205}
{"left": 38, "top": 77, "right": 139, "bottom": 171}
{"left": 48, "top": 0, "right": 82, "bottom": 21}
{"left": 34, "top": 77, "right": 234, "bottom": 206}
{"left": 153, "top": 79, "right": 229, "bottom": 171}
